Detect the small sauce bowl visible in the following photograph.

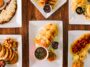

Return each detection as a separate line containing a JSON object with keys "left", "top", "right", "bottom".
{"left": 34, "top": 46, "right": 48, "bottom": 61}
{"left": 43, "top": 4, "right": 52, "bottom": 13}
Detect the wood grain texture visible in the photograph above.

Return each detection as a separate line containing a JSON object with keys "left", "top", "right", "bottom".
{"left": 0, "top": 0, "right": 90, "bottom": 67}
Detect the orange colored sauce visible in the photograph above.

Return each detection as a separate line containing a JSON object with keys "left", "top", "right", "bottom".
{"left": 0, "top": 0, "right": 4, "bottom": 7}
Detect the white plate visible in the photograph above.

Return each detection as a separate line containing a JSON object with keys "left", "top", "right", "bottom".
{"left": 0, "top": 0, "right": 22, "bottom": 28}
{"left": 30, "top": 0, "right": 67, "bottom": 18}
{"left": 68, "top": 30, "right": 90, "bottom": 67}
{"left": 29, "top": 21, "right": 63, "bottom": 67}
{"left": 0, "top": 35, "right": 22, "bottom": 67}
{"left": 69, "top": 0, "right": 90, "bottom": 25}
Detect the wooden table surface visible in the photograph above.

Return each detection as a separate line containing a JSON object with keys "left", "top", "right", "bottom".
{"left": 0, "top": 0, "right": 90, "bottom": 67}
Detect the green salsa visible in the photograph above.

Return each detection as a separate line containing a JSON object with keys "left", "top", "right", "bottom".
{"left": 35, "top": 47, "right": 47, "bottom": 60}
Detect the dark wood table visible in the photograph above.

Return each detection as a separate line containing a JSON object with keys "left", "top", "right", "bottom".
{"left": 0, "top": 0, "right": 90, "bottom": 67}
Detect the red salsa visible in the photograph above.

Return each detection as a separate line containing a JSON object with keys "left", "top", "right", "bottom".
{"left": 72, "top": 34, "right": 90, "bottom": 54}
